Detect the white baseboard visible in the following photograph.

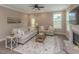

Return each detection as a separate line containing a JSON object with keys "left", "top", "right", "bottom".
{"left": 55, "top": 32, "right": 66, "bottom": 35}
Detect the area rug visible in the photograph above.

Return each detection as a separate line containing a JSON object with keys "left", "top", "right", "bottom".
{"left": 13, "top": 36, "right": 66, "bottom": 54}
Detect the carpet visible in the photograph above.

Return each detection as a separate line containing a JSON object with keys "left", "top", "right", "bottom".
{"left": 13, "top": 36, "right": 66, "bottom": 54}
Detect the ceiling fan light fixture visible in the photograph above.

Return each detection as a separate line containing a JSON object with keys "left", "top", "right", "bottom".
{"left": 29, "top": 4, "right": 44, "bottom": 11}
{"left": 33, "top": 8, "right": 39, "bottom": 12}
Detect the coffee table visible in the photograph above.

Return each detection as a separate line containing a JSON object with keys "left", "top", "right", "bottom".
{"left": 36, "top": 32, "right": 46, "bottom": 43}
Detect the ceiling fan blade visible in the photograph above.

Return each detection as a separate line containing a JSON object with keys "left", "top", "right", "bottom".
{"left": 29, "top": 4, "right": 44, "bottom": 10}
{"left": 38, "top": 8, "right": 40, "bottom": 10}
{"left": 32, "top": 7, "right": 35, "bottom": 10}
{"left": 39, "top": 6, "right": 44, "bottom": 8}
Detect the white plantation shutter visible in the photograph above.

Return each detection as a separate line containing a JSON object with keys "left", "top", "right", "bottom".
{"left": 53, "top": 13, "right": 62, "bottom": 29}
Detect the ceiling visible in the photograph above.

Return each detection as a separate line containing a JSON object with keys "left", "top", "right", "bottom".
{"left": 0, "top": 4, "right": 70, "bottom": 13}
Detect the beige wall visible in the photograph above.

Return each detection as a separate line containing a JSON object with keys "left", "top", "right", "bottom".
{"left": 28, "top": 11, "right": 67, "bottom": 35}
{"left": 0, "top": 6, "right": 28, "bottom": 39}
{"left": 0, "top": 5, "right": 71, "bottom": 39}
{"left": 21, "top": 14, "right": 29, "bottom": 28}
{"left": 62, "top": 11, "right": 67, "bottom": 31}
{"left": 36, "top": 12, "right": 53, "bottom": 27}
{"left": 28, "top": 12, "right": 53, "bottom": 28}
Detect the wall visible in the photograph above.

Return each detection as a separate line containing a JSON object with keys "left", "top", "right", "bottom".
{"left": 28, "top": 11, "right": 67, "bottom": 35}
{"left": 28, "top": 12, "right": 53, "bottom": 28}
{"left": 21, "top": 14, "right": 29, "bottom": 28}
{"left": 65, "top": 5, "right": 79, "bottom": 39}
{"left": 0, "top": 5, "right": 69, "bottom": 39}
{"left": 0, "top": 6, "right": 24, "bottom": 39}
{"left": 36, "top": 12, "right": 53, "bottom": 27}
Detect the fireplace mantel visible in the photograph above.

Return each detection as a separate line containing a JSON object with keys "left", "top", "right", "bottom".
{"left": 72, "top": 25, "right": 79, "bottom": 34}
{"left": 63, "top": 25, "right": 79, "bottom": 54}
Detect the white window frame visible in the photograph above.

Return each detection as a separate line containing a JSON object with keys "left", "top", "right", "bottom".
{"left": 53, "top": 13, "right": 62, "bottom": 29}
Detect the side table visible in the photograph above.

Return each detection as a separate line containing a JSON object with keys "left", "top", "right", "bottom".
{"left": 5, "top": 35, "right": 18, "bottom": 49}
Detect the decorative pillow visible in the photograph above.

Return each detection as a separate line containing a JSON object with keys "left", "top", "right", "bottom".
{"left": 48, "top": 26, "right": 53, "bottom": 31}
{"left": 12, "top": 28, "right": 25, "bottom": 38}
{"left": 29, "top": 27, "right": 36, "bottom": 32}
{"left": 19, "top": 27, "right": 28, "bottom": 33}
{"left": 18, "top": 29, "right": 24, "bottom": 36}
{"left": 39, "top": 26, "right": 45, "bottom": 31}
{"left": 12, "top": 28, "right": 19, "bottom": 35}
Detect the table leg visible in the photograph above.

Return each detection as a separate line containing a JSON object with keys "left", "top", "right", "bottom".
{"left": 11, "top": 39, "right": 13, "bottom": 50}
{"left": 5, "top": 40, "right": 7, "bottom": 48}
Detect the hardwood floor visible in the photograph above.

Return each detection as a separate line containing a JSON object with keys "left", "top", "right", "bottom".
{"left": 0, "top": 41, "right": 20, "bottom": 54}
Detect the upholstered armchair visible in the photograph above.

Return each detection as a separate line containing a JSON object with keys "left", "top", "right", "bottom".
{"left": 39, "top": 26, "right": 45, "bottom": 32}
{"left": 46, "top": 25, "right": 54, "bottom": 36}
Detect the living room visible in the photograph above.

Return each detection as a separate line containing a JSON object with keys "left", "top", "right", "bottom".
{"left": 0, "top": 4, "right": 79, "bottom": 54}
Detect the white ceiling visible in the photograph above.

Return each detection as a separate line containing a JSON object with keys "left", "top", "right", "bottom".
{"left": 0, "top": 4, "right": 70, "bottom": 13}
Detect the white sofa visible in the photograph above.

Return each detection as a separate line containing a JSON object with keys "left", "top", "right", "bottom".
{"left": 19, "top": 30, "right": 37, "bottom": 44}
{"left": 12, "top": 27, "right": 37, "bottom": 44}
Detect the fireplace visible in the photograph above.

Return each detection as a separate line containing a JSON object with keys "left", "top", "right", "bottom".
{"left": 73, "top": 32, "right": 79, "bottom": 46}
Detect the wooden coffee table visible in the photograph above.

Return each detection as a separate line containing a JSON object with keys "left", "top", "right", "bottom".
{"left": 36, "top": 32, "right": 46, "bottom": 43}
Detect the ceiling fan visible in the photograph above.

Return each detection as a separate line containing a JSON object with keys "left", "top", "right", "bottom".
{"left": 29, "top": 4, "right": 44, "bottom": 10}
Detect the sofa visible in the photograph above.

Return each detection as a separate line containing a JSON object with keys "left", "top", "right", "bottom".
{"left": 12, "top": 27, "right": 37, "bottom": 44}
{"left": 19, "top": 30, "right": 37, "bottom": 44}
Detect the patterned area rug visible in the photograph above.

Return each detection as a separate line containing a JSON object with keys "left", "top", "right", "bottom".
{"left": 13, "top": 36, "right": 66, "bottom": 54}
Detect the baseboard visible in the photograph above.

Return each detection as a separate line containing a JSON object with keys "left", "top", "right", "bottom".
{"left": 55, "top": 33, "right": 69, "bottom": 40}
{"left": 55, "top": 33, "right": 66, "bottom": 35}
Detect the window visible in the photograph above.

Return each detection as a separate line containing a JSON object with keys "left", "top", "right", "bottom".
{"left": 66, "top": 11, "right": 71, "bottom": 31}
{"left": 66, "top": 12, "right": 76, "bottom": 31}
{"left": 31, "top": 17, "right": 36, "bottom": 27}
{"left": 53, "top": 13, "right": 62, "bottom": 29}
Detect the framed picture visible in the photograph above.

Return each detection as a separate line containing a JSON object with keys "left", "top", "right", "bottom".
{"left": 7, "top": 17, "right": 21, "bottom": 24}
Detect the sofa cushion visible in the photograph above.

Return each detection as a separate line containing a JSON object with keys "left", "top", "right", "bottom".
{"left": 29, "top": 27, "right": 36, "bottom": 32}
{"left": 19, "top": 30, "right": 37, "bottom": 44}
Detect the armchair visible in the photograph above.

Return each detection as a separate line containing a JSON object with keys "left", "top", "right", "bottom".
{"left": 39, "top": 26, "right": 45, "bottom": 32}
{"left": 46, "top": 25, "right": 54, "bottom": 36}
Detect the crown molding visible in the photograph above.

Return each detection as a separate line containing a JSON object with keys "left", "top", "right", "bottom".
{"left": 0, "top": 4, "right": 25, "bottom": 13}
